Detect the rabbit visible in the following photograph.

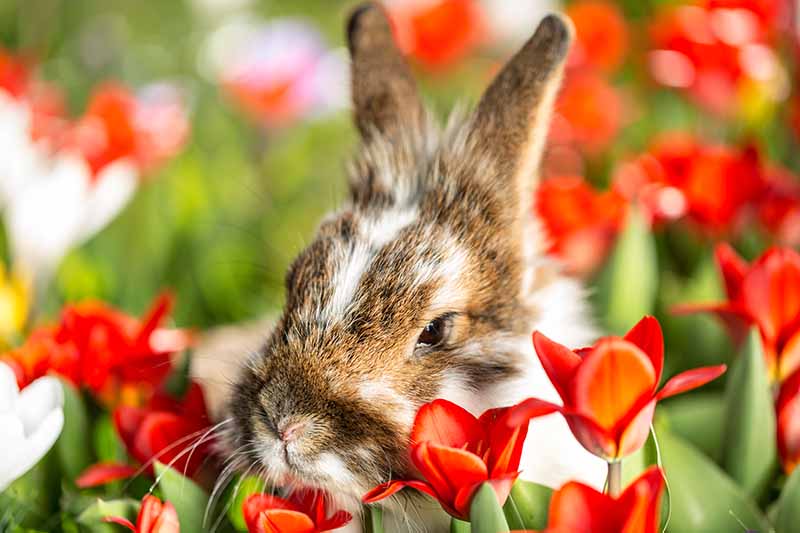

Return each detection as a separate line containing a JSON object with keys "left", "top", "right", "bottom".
{"left": 215, "top": 3, "right": 607, "bottom": 531}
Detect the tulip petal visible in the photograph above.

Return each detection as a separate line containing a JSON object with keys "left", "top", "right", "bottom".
{"left": 76, "top": 462, "right": 138, "bottom": 488}
{"left": 715, "top": 243, "right": 748, "bottom": 300}
{"left": 777, "top": 369, "right": 800, "bottom": 473}
{"left": 102, "top": 516, "right": 137, "bottom": 532}
{"left": 504, "top": 397, "right": 561, "bottom": 429}
{"left": 619, "top": 467, "right": 665, "bottom": 533}
{"left": 624, "top": 316, "right": 664, "bottom": 384}
{"left": 656, "top": 365, "right": 727, "bottom": 400}
{"left": 571, "top": 339, "right": 656, "bottom": 431}
{"left": 136, "top": 292, "right": 173, "bottom": 345}
{"left": 779, "top": 329, "right": 800, "bottom": 382}
{"left": 532, "top": 331, "right": 583, "bottom": 400}
{"left": 410, "top": 399, "right": 483, "bottom": 450}
{"left": 260, "top": 510, "right": 316, "bottom": 533}
{"left": 362, "top": 479, "right": 437, "bottom": 503}
{"left": 137, "top": 495, "right": 164, "bottom": 533}
{"left": 564, "top": 412, "right": 619, "bottom": 459}
{"left": 151, "top": 502, "right": 180, "bottom": 533}
{"left": 318, "top": 510, "right": 353, "bottom": 530}
{"left": 617, "top": 399, "right": 656, "bottom": 458}
{"left": 411, "top": 442, "right": 488, "bottom": 506}
{"left": 741, "top": 248, "right": 800, "bottom": 345}
{"left": 545, "top": 478, "right": 615, "bottom": 530}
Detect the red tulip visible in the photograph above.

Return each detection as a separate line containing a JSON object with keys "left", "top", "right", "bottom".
{"left": 243, "top": 490, "right": 351, "bottom": 533}
{"left": 387, "top": 0, "right": 485, "bottom": 69}
{"left": 530, "top": 466, "right": 665, "bottom": 533}
{"left": 113, "top": 381, "right": 213, "bottom": 477}
{"left": 566, "top": 0, "right": 629, "bottom": 74}
{"left": 1, "top": 292, "right": 191, "bottom": 403}
{"left": 363, "top": 398, "right": 551, "bottom": 520}
{"left": 104, "top": 495, "right": 179, "bottom": 533}
{"left": 676, "top": 244, "right": 800, "bottom": 382}
{"left": 777, "top": 367, "right": 800, "bottom": 473}
{"left": 535, "top": 176, "right": 626, "bottom": 276}
{"left": 757, "top": 165, "right": 800, "bottom": 247}
{"left": 76, "top": 462, "right": 138, "bottom": 488}
{"left": 511, "top": 317, "right": 726, "bottom": 460}
{"left": 612, "top": 133, "right": 763, "bottom": 231}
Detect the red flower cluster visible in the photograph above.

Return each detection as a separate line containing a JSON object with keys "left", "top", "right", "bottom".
{"left": 0, "top": 48, "right": 188, "bottom": 180}
{"left": 105, "top": 495, "right": 179, "bottom": 533}
{"left": 114, "top": 382, "right": 214, "bottom": 477}
{"left": 387, "top": 0, "right": 485, "bottom": 69}
{"left": 363, "top": 398, "right": 548, "bottom": 519}
{"left": 535, "top": 176, "right": 626, "bottom": 275}
{"left": 1, "top": 293, "right": 190, "bottom": 405}
{"left": 648, "top": 0, "right": 787, "bottom": 115}
{"left": 243, "top": 490, "right": 351, "bottom": 533}
{"left": 511, "top": 317, "right": 725, "bottom": 460}
{"left": 614, "top": 133, "right": 763, "bottom": 231}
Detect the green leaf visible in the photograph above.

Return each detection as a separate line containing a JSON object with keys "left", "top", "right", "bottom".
{"left": 594, "top": 207, "right": 658, "bottom": 334}
{"left": 366, "top": 505, "right": 385, "bottom": 533}
{"left": 224, "top": 475, "right": 266, "bottom": 531}
{"left": 658, "top": 429, "right": 772, "bottom": 532}
{"left": 775, "top": 465, "right": 800, "bottom": 533}
{"left": 502, "top": 479, "right": 552, "bottom": 530}
{"left": 450, "top": 519, "right": 471, "bottom": 533}
{"left": 57, "top": 379, "right": 92, "bottom": 481}
{"left": 93, "top": 414, "right": 127, "bottom": 464}
{"left": 469, "top": 483, "right": 509, "bottom": 532}
{"left": 661, "top": 392, "right": 725, "bottom": 461}
{"left": 154, "top": 462, "right": 210, "bottom": 533}
{"left": 77, "top": 498, "right": 140, "bottom": 533}
{"left": 722, "top": 329, "right": 778, "bottom": 499}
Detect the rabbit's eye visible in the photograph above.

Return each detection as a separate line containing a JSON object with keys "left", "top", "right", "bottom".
{"left": 416, "top": 314, "right": 453, "bottom": 349}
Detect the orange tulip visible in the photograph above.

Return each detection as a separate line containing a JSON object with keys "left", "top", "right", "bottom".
{"left": 104, "top": 495, "right": 179, "bottom": 533}
{"left": 777, "top": 367, "right": 800, "bottom": 473}
{"left": 511, "top": 317, "right": 726, "bottom": 460}
{"left": 676, "top": 244, "right": 800, "bottom": 382}
{"left": 363, "top": 398, "right": 550, "bottom": 520}
{"left": 529, "top": 466, "right": 665, "bottom": 533}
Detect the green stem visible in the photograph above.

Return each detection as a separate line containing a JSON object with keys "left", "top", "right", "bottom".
{"left": 607, "top": 460, "right": 622, "bottom": 498}
{"left": 366, "top": 505, "right": 384, "bottom": 533}
{"left": 450, "top": 518, "right": 471, "bottom": 533}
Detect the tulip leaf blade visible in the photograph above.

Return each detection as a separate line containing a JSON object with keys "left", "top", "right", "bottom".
{"left": 77, "top": 498, "right": 140, "bottom": 533}
{"left": 660, "top": 392, "right": 724, "bottom": 462}
{"left": 593, "top": 207, "right": 658, "bottom": 335}
{"left": 658, "top": 429, "right": 772, "bottom": 532}
{"left": 775, "top": 464, "right": 800, "bottom": 533}
{"left": 469, "top": 483, "right": 510, "bottom": 532}
{"left": 224, "top": 475, "right": 267, "bottom": 531}
{"left": 154, "top": 461, "right": 209, "bottom": 533}
{"left": 57, "top": 379, "right": 92, "bottom": 482}
{"left": 722, "top": 328, "right": 777, "bottom": 499}
{"left": 502, "top": 479, "right": 552, "bottom": 529}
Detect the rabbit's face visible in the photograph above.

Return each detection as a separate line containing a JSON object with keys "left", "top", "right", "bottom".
{"left": 229, "top": 3, "right": 574, "bottom": 504}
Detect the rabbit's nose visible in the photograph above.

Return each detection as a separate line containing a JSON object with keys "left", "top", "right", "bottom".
{"left": 278, "top": 417, "right": 310, "bottom": 442}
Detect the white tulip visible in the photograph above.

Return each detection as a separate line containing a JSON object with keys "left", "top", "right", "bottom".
{"left": 0, "top": 362, "right": 65, "bottom": 491}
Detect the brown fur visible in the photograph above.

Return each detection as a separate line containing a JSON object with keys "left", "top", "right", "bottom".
{"left": 226, "top": 1, "right": 574, "bottom": 508}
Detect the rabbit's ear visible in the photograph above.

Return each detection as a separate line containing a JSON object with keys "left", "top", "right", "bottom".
{"left": 347, "top": 3, "right": 424, "bottom": 141}
{"left": 470, "top": 14, "right": 572, "bottom": 212}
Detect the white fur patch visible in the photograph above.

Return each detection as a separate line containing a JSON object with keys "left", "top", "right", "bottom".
{"left": 315, "top": 451, "right": 358, "bottom": 487}
{"left": 360, "top": 207, "right": 419, "bottom": 248}
{"left": 325, "top": 240, "right": 373, "bottom": 319}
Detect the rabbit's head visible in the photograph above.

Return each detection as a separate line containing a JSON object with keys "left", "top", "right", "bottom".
{"left": 228, "top": 2, "right": 592, "bottom": 506}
